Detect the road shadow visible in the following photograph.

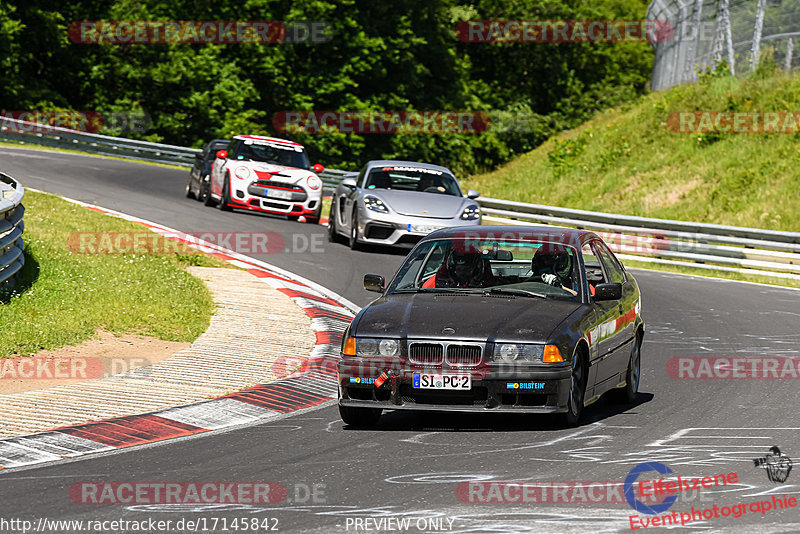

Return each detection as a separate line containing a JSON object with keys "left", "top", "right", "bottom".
{"left": 343, "top": 391, "right": 654, "bottom": 432}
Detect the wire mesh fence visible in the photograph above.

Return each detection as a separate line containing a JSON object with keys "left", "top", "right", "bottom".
{"left": 648, "top": 0, "right": 800, "bottom": 90}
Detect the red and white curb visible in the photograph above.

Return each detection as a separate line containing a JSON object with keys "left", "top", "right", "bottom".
{"left": 0, "top": 200, "right": 357, "bottom": 471}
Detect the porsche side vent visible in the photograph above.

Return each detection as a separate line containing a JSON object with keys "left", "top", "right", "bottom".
{"left": 408, "top": 343, "right": 443, "bottom": 365}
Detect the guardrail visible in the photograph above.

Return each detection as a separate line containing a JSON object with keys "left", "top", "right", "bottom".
{"left": 2, "top": 118, "right": 798, "bottom": 280}
{"left": 0, "top": 173, "right": 25, "bottom": 289}
{"left": 478, "top": 197, "right": 800, "bottom": 281}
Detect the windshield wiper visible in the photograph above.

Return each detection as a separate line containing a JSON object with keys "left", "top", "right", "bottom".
{"left": 486, "top": 287, "right": 547, "bottom": 299}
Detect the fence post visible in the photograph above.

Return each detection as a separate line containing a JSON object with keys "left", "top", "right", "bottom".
{"left": 751, "top": 0, "right": 767, "bottom": 71}
{"left": 786, "top": 38, "right": 794, "bottom": 71}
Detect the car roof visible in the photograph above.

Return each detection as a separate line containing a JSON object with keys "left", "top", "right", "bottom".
{"left": 364, "top": 160, "right": 454, "bottom": 174}
{"left": 233, "top": 135, "right": 304, "bottom": 148}
{"left": 423, "top": 225, "right": 599, "bottom": 247}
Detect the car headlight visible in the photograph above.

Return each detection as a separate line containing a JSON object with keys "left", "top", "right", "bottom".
{"left": 356, "top": 337, "right": 399, "bottom": 357}
{"left": 460, "top": 205, "right": 481, "bottom": 220}
{"left": 306, "top": 175, "right": 322, "bottom": 190}
{"left": 235, "top": 166, "right": 250, "bottom": 179}
{"left": 492, "top": 343, "right": 545, "bottom": 362}
{"left": 364, "top": 195, "right": 389, "bottom": 213}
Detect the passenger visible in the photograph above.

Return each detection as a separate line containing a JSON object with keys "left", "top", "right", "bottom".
{"left": 422, "top": 249, "right": 495, "bottom": 288}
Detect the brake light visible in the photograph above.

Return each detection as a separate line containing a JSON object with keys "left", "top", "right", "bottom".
{"left": 543, "top": 345, "right": 564, "bottom": 363}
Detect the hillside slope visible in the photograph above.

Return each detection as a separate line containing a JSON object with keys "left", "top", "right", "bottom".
{"left": 464, "top": 66, "right": 800, "bottom": 232}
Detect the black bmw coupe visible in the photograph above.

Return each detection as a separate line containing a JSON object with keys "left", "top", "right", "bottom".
{"left": 337, "top": 226, "right": 644, "bottom": 426}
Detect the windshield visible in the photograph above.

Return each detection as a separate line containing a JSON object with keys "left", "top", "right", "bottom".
{"left": 363, "top": 166, "right": 461, "bottom": 196}
{"left": 387, "top": 237, "right": 582, "bottom": 302}
{"left": 233, "top": 140, "right": 310, "bottom": 169}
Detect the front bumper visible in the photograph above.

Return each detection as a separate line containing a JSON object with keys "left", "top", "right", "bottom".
{"left": 355, "top": 209, "right": 481, "bottom": 247}
{"left": 227, "top": 178, "right": 322, "bottom": 217}
{"left": 338, "top": 358, "right": 572, "bottom": 413}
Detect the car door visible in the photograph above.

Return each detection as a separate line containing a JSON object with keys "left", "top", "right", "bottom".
{"left": 592, "top": 239, "right": 635, "bottom": 388}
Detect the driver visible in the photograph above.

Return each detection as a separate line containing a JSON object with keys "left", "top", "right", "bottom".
{"left": 531, "top": 247, "right": 578, "bottom": 295}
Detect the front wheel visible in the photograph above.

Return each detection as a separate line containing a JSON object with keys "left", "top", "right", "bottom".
{"left": 348, "top": 208, "right": 360, "bottom": 250}
{"left": 611, "top": 334, "right": 641, "bottom": 404}
{"left": 562, "top": 351, "right": 586, "bottom": 426}
{"left": 217, "top": 176, "right": 232, "bottom": 211}
{"left": 327, "top": 201, "right": 340, "bottom": 242}
{"left": 185, "top": 175, "right": 196, "bottom": 199}
{"left": 339, "top": 404, "right": 382, "bottom": 427}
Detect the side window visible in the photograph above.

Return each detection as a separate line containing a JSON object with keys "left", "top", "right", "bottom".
{"left": 593, "top": 241, "right": 626, "bottom": 284}
{"left": 581, "top": 243, "right": 606, "bottom": 286}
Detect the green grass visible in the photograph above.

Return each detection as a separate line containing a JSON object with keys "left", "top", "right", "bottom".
{"left": 0, "top": 190, "right": 226, "bottom": 357}
{"left": 464, "top": 65, "right": 800, "bottom": 232}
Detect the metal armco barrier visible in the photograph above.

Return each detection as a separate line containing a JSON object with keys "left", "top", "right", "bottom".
{"left": 0, "top": 173, "right": 25, "bottom": 288}
{"left": 2, "top": 117, "right": 798, "bottom": 280}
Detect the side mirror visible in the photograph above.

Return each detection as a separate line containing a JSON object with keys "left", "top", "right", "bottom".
{"left": 341, "top": 177, "right": 357, "bottom": 189}
{"left": 466, "top": 189, "right": 480, "bottom": 199}
{"left": 593, "top": 283, "right": 622, "bottom": 301}
{"left": 364, "top": 274, "right": 385, "bottom": 293}
{"left": 216, "top": 150, "right": 228, "bottom": 159}
{"left": 312, "top": 163, "right": 325, "bottom": 173}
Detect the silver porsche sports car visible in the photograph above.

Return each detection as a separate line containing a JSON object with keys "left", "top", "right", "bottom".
{"left": 327, "top": 160, "right": 481, "bottom": 249}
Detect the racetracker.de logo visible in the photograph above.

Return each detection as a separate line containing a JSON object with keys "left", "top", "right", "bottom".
{"left": 0, "top": 111, "right": 150, "bottom": 134}
{"left": 456, "top": 20, "right": 674, "bottom": 43}
{"left": 273, "top": 111, "right": 491, "bottom": 134}
{"left": 69, "top": 482, "right": 287, "bottom": 504}
{"left": 66, "top": 231, "right": 325, "bottom": 255}
{"left": 666, "top": 357, "right": 800, "bottom": 379}
{"left": 68, "top": 21, "right": 330, "bottom": 44}
{"left": 668, "top": 111, "right": 800, "bottom": 134}
{"left": 0, "top": 357, "right": 150, "bottom": 380}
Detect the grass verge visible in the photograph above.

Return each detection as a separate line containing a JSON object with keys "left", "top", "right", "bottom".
{"left": 0, "top": 190, "right": 226, "bottom": 358}
{"left": 464, "top": 65, "right": 800, "bottom": 232}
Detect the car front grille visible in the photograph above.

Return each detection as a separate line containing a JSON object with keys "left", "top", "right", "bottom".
{"left": 446, "top": 344, "right": 482, "bottom": 367}
{"left": 408, "top": 343, "right": 443, "bottom": 365}
{"left": 247, "top": 181, "right": 308, "bottom": 202}
{"left": 407, "top": 341, "right": 485, "bottom": 367}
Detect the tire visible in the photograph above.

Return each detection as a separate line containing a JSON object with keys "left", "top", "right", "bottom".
{"left": 327, "top": 201, "right": 341, "bottom": 243}
{"left": 203, "top": 179, "right": 216, "bottom": 206}
{"left": 185, "top": 175, "right": 196, "bottom": 199}
{"left": 563, "top": 349, "right": 586, "bottom": 426}
{"left": 611, "top": 333, "right": 641, "bottom": 404}
{"left": 339, "top": 404, "right": 382, "bottom": 427}
{"left": 348, "top": 207, "right": 360, "bottom": 250}
{"left": 306, "top": 205, "right": 322, "bottom": 225}
{"left": 217, "top": 175, "right": 232, "bottom": 211}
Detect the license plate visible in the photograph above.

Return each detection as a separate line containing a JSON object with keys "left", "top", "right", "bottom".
{"left": 413, "top": 373, "right": 471, "bottom": 390}
{"left": 266, "top": 189, "right": 292, "bottom": 200}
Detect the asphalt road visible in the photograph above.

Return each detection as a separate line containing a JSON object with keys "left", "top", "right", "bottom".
{"left": 1, "top": 147, "right": 799, "bottom": 533}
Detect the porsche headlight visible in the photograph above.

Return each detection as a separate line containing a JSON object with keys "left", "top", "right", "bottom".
{"left": 306, "top": 175, "right": 322, "bottom": 190}
{"left": 235, "top": 166, "right": 250, "bottom": 179}
{"left": 356, "top": 338, "right": 399, "bottom": 357}
{"left": 492, "top": 343, "right": 545, "bottom": 362}
{"left": 460, "top": 205, "right": 481, "bottom": 220}
{"left": 364, "top": 195, "right": 389, "bottom": 213}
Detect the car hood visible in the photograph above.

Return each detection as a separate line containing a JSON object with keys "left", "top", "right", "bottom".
{"left": 353, "top": 293, "right": 583, "bottom": 342}
{"left": 231, "top": 162, "right": 317, "bottom": 184}
{"left": 364, "top": 190, "right": 469, "bottom": 219}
